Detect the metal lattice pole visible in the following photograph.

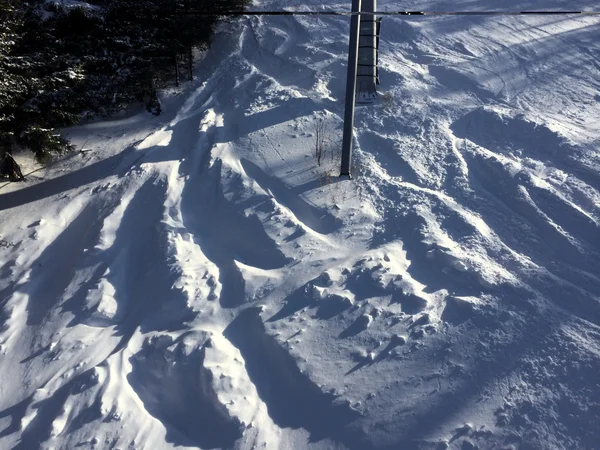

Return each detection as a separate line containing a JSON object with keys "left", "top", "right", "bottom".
{"left": 340, "top": 0, "right": 362, "bottom": 178}
{"left": 357, "top": 0, "right": 377, "bottom": 104}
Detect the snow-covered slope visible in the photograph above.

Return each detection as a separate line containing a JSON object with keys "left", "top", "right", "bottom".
{"left": 1, "top": 1, "right": 600, "bottom": 449}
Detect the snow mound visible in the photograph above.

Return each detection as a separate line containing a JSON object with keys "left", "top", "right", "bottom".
{"left": 1, "top": 1, "right": 599, "bottom": 449}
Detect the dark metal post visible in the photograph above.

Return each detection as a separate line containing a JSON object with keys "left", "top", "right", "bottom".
{"left": 340, "top": 0, "right": 362, "bottom": 178}
{"left": 357, "top": 0, "right": 377, "bottom": 104}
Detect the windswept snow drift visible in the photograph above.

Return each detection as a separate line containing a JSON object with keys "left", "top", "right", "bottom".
{"left": 1, "top": 1, "right": 600, "bottom": 449}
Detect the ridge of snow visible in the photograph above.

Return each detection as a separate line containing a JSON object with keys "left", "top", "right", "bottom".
{"left": 1, "top": 1, "right": 599, "bottom": 449}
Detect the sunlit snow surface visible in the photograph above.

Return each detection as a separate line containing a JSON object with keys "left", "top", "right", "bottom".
{"left": 1, "top": 1, "right": 599, "bottom": 449}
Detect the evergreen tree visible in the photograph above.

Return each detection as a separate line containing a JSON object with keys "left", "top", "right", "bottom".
{"left": 1, "top": 0, "right": 75, "bottom": 173}
{"left": 0, "top": 0, "right": 25, "bottom": 157}
{"left": 0, "top": 0, "right": 249, "bottom": 180}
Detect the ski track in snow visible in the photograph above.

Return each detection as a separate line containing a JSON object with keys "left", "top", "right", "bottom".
{"left": 1, "top": 1, "right": 600, "bottom": 449}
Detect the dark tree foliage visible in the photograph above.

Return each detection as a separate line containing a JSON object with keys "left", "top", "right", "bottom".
{"left": 0, "top": 0, "right": 249, "bottom": 180}
{"left": 0, "top": 0, "right": 26, "bottom": 161}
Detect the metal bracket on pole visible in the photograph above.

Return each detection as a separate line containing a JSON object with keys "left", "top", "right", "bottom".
{"left": 339, "top": 0, "right": 362, "bottom": 178}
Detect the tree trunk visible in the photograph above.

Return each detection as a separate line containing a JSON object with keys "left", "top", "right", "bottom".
{"left": 184, "top": 0, "right": 193, "bottom": 80}
{"left": 0, "top": 152, "right": 25, "bottom": 182}
{"left": 174, "top": 53, "right": 180, "bottom": 87}
{"left": 188, "top": 46, "right": 193, "bottom": 81}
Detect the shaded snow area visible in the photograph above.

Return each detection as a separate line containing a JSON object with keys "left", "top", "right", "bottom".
{"left": 1, "top": 1, "right": 600, "bottom": 449}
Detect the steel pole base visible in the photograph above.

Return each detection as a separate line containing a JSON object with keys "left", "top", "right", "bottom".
{"left": 340, "top": 0, "right": 362, "bottom": 179}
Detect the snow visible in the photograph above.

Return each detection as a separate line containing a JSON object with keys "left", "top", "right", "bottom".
{"left": 1, "top": 0, "right": 600, "bottom": 449}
